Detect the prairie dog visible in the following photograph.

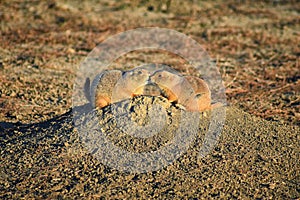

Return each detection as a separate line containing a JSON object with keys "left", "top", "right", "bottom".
{"left": 150, "top": 70, "right": 216, "bottom": 112}
{"left": 85, "top": 67, "right": 155, "bottom": 109}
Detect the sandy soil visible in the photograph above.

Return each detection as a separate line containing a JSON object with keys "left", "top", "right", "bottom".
{"left": 0, "top": 0, "right": 299, "bottom": 199}
{"left": 1, "top": 105, "right": 299, "bottom": 199}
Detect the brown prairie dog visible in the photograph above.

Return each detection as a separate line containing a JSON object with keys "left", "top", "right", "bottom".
{"left": 85, "top": 68, "right": 158, "bottom": 110}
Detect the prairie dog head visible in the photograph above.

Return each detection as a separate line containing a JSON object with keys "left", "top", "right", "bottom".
{"left": 150, "top": 70, "right": 183, "bottom": 89}
{"left": 121, "top": 67, "right": 151, "bottom": 91}
{"left": 124, "top": 67, "right": 150, "bottom": 83}
{"left": 110, "top": 67, "right": 152, "bottom": 102}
